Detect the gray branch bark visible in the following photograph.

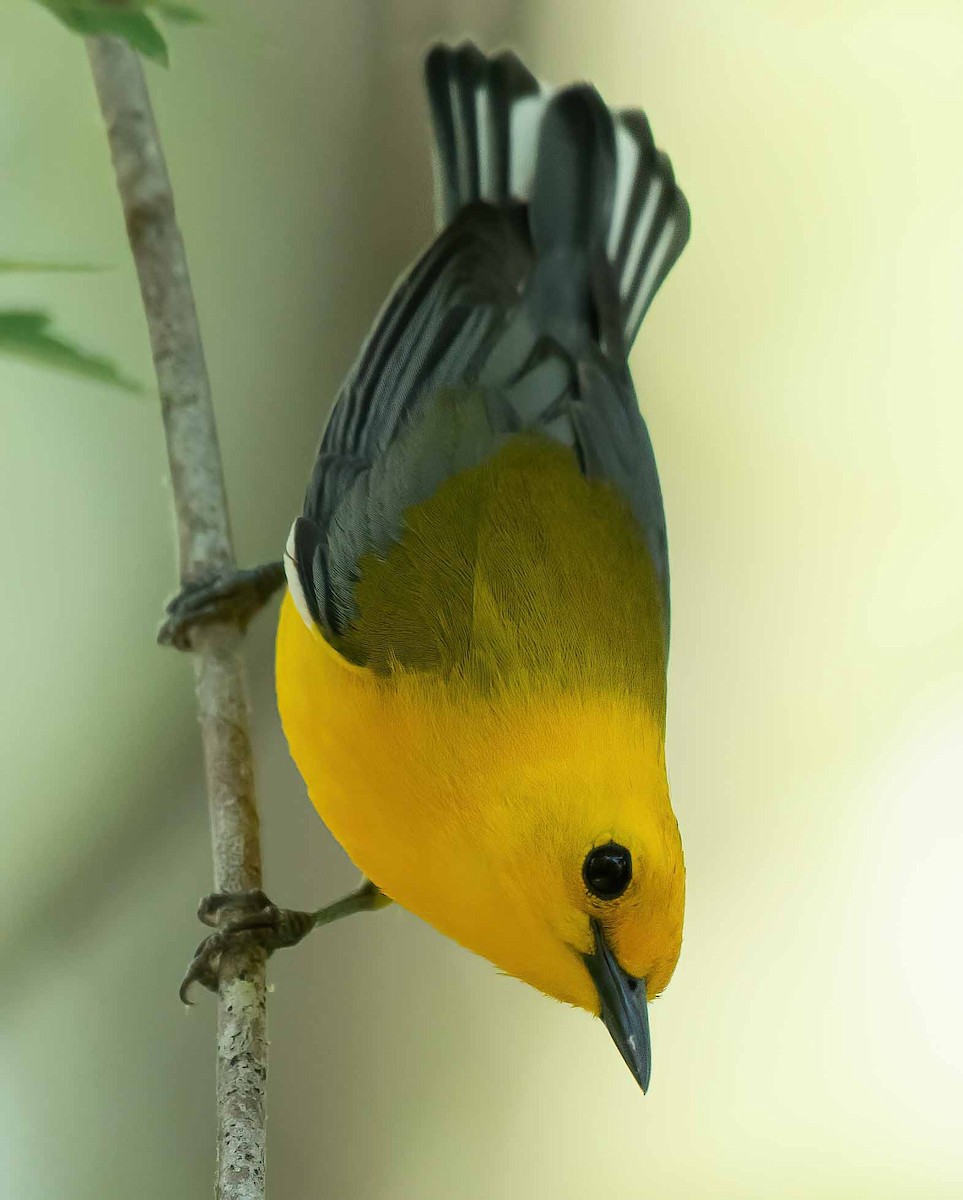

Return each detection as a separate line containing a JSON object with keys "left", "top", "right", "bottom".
{"left": 86, "top": 36, "right": 268, "bottom": 1200}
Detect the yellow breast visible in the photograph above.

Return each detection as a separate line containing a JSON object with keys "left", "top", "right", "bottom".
{"left": 275, "top": 437, "right": 681, "bottom": 1006}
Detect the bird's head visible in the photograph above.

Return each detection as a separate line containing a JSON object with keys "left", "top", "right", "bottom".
{"left": 303, "top": 650, "right": 685, "bottom": 1094}
{"left": 278, "top": 593, "right": 684, "bottom": 1091}
{"left": 466, "top": 708, "right": 685, "bottom": 1094}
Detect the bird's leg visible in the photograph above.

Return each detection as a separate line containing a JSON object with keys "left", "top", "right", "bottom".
{"left": 178, "top": 879, "right": 392, "bottom": 1004}
{"left": 158, "top": 560, "right": 287, "bottom": 650}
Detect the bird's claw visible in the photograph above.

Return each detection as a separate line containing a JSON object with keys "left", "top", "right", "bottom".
{"left": 179, "top": 888, "right": 315, "bottom": 1004}
{"left": 158, "top": 561, "right": 286, "bottom": 650}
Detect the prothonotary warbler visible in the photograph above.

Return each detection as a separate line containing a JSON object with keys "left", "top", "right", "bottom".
{"left": 182, "top": 41, "right": 690, "bottom": 1095}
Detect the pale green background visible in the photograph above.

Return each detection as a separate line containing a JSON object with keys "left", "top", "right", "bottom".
{"left": 2, "top": 1, "right": 962, "bottom": 1196}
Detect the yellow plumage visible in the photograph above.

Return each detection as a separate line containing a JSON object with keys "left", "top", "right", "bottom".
{"left": 276, "top": 42, "right": 690, "bottom": 1089}
{"left": 276, "top": 438, "right": 684, "bottom": 1011}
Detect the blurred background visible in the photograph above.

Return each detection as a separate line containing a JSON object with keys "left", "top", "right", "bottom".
{"left": 3, "top": 0, "right": 963, "bottom": 1196}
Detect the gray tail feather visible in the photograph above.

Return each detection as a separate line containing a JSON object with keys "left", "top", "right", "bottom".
{"left": 606, "top": 110, "right": 691, "bottom": 345}
{"left": 424, "top": 42, "right": 689, "bottom": 352}
{"left": 528, "top": 84, "right": 616, "bottom": 261}
{"left": 425, "top": 42, "right": 541, "bottom": 222}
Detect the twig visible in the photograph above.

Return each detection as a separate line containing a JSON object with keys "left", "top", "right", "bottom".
{"left": 86, "top": 36, "right": 268, "bottom": 1200}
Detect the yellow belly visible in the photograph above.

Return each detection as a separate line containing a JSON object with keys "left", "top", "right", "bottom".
{"left": 277, "top": 590, "right": 675, "bottom": 1002}
{"left": 274, "top": 437, "right": 678, "bottom": 1004}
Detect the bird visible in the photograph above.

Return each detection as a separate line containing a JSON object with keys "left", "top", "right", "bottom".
{"left": 217, "top": 41, "right": 689, "bottom": 1094}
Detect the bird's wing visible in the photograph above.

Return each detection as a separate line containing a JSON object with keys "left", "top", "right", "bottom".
{"left": 289, "top": 203, "right": 534, "bottom": 636}
{"left": 291, "top": 272, "right": 668, "bottom": 647}
{"left": 289, "top": 45, "right": 686, "bottom": 650}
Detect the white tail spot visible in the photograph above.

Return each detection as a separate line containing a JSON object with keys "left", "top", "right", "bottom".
{"left": 509, "top": 91, "right": 549, "bottom": 199}
{"left": 475, "top": 84, "right": 493, "bottom": 201}
{"left": 608, "top": 122, "right": 642, "bottom": 261}
{"left": 620, "top": 176, "right": 664, "bottom": 299}
{"left": 626, "top": 218, "right": 676, "bottom": 339}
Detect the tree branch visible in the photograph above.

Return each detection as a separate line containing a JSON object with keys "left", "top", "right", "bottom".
{"left": 86, "top": 35, "right": 268, "bottom": 1200}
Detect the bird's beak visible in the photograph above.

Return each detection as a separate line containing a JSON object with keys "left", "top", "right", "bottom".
{"left": 582, "top": 918, "right": 651, "bottom": 1093}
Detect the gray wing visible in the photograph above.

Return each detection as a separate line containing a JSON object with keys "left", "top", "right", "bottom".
{"left": 290, "top": 247, "right": 670, "bottom": 642}
{"left": 288, "top": 45, "right": 686, "bottom": 648}
{"left": 290, "top": 203, "right": 533, "bottom": 634}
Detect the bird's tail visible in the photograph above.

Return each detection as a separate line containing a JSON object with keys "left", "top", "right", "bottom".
{"left": 424, "top": 42, "right": 690, "bottom": 351}
{"left": 425, "top": 43, "right": 542, "bottom": 220}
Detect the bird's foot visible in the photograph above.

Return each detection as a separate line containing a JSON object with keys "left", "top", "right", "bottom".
{"left": 179, "top": 889, "right": 314, "bottom": 1004}
{"left": 179, "top": 880, "right": 391, "bottom": 1004}
{"left": 158, "top": 560, "right": 286, "bottom": 650}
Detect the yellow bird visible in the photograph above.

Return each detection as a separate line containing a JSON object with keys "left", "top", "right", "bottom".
{"left": 201, "top": 42, "right": 689, "bottom": 1092}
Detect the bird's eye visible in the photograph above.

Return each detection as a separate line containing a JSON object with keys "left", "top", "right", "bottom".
{"left": 582, "top": 842, "right": 632, "bottom": 900}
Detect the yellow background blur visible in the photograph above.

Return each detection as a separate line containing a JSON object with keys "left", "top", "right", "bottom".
{"left": 3, "top": 1, "right": 963, "bottom": 1196}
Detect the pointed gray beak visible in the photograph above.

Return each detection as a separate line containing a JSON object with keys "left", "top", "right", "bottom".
{"left": 582, "top": 918, "right": 651, "bottom": 1093}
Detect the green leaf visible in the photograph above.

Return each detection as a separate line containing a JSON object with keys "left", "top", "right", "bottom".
{"left": 152, "top": 1, "right": 204, "bottom": 24}
{"left": 36, "top": 1, "right": 169, "bottom": 65}
{"left": 0, "top": 259, "right": 105, "bottom": 274}
{"left": 0, "top": 310, "right": 142, "bottom": 393}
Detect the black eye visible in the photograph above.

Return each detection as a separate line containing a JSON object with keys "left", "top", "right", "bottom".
{"left": 583, "top": 842, "right": 632, "bottom": 900}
